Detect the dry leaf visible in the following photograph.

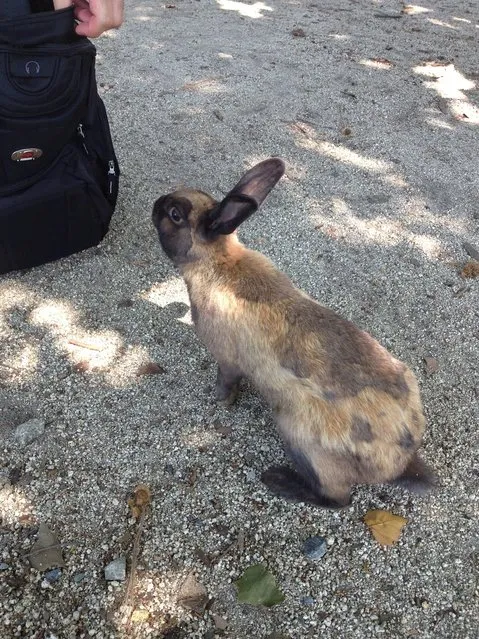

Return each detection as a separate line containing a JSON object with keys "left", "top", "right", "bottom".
{"left": 73, "top": 361, "right": 90, "bottom": 373}
{"left": 423, "top": 356, "right": 439, "bottom": 375}
{"left": 212, "top": 614, "right": 228, "bottom": 630}
{"left": 364, "top": 509, "right": 407, "bottom": 546}
{"left": 177, "top": 573, "right": 209, "bottom": 614}
{"left": 131, "top": 609, "right": 150, "bottom": 623}
{"left": 461, "top": 261, "right": 479, "bottom": 279}
{"left": 128, "top": 484, "right": 152, "bottom": 519}
{"left": 28, "top": 523, "right": 65, "bottom": 571}
{"left": 136, "top": 362, "right": 166, "bottom": 376}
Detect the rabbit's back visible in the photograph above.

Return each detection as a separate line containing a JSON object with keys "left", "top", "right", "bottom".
{"left": 184, "top": 245, "right": 425, "bottom": 458}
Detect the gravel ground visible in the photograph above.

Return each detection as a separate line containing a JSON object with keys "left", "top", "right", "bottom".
{"left": 1, "top": 1, "right": 479, "bottom": 637}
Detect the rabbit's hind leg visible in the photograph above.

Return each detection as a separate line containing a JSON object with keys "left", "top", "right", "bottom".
{"left": 261, "top": 445, "right": 351, "bottom": 509}
{"left": 215, "top": 362, "right": 243, "bottom": 406}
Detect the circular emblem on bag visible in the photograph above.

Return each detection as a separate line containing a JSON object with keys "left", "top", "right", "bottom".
{"left": 11, "top": 148, "right": 43, "bottom": 162}
{"left": 25, "top": 60, "right": 41, "bottom": 75}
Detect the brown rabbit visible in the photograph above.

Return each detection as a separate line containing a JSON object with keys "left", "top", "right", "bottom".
{"left": 152, "top": 158, "right": 435, "bottom": 508}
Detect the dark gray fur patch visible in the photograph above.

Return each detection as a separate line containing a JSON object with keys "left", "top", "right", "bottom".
{"left": 285, "top": 300, "right": 411, "bottom": 400}
{"left": 280, "top": 346, "right": 310, "bottom": 378}
{"left": 399, "top": 424, "right": 415, "bottom": 450}
{"left": 351, "top": 416, "right": 374, "bottom": 442}
{"left": 323, "top": 390, "right": 337, "bottom": 402}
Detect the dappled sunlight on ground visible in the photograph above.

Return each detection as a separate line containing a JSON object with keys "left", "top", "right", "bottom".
{"left": 413, "top": 63, "right": 479, "bottom": 124}
{"left": 403, "top": 4, "right": 431, "bottom": 15}
{"left": 0, "top": 483, "right": 34, "bottom": 528}
{"left": 112, "top": 566, "right": 196, "bottom": 635}
{"left": 309, "top": 196, "right": 445, "bottom": 259}
{"left": 182, "top": 77, "right": 226, "bottom": 94}
{"left": 142, "top": 277, "right": 189, "bottom": 311}
{"left": 181, "top": 427, "right": 218, "bottom": 451}
{"left": 0, "top": 282, "right": 158, "bottom": 389}
{"left": 289, "top": 121, "right": 408, "bottom": 188}
{"left": 358, "top": 58, "right": 394, "bottom": 70}
{"left": 216, "top": 0, "right": 273, "bottom": 19}
{"left": 426, "top": 17, "right": 459, "bottom": 30}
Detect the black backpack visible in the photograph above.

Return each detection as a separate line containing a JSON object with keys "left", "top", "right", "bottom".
{"left": 0, "top": 4, "right": 120, "bottom": 274}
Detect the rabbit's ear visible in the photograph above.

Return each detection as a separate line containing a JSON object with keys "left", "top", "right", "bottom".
{"left": 205, "top": 158, "right": 285, "bottom": 235}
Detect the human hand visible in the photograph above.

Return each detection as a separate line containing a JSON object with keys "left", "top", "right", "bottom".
{"left": 70, "top": 0, "right": 124, "bottom": 38}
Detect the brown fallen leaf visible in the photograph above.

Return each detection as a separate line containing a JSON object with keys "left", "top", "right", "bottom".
{"left": 292, "top": 28, "right": 306, "bottom": 37}
{"left": 461, "top": 261, "right": 479, "bottom": 279}
{"left": 177, "top": 573, "right": 209, "bottom": 614}
{"left": 136, "top": 362, "right": 166, "bottom": 376}
{"left": 212, "top": 614, "right": 228, "bottom": 630}
{"left": 73, "top": 361, "right": 91, "bottom": 373}
{"left": 423, "top": 356, "right": 439, "bottom": 376}
{"left": 128, "top": 484, "right": 152, "bottom": 519}
{"left": 27, "top": 523, "right": 65, "bottom": 571}
{"left": 364, "top": 509, "right": 407, "bottom": 546}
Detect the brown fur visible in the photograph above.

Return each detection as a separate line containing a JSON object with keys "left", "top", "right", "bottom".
{"left": 152, "top": 159, "right": 435, "bottom": 507}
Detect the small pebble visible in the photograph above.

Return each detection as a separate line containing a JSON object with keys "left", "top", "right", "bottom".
{"left": 302, "top": 536, "right": 328, "bottom": 560}
{"left": 104, "top": 557, "right": 126, "bottom": 581}
{"left": 73, "top": 572, "right": 87, "bottom": 584}
{"left": 301, "top": 596, "right": 316, "bottom": 606}
{"left": 0, "top": 563, "right": 9, "bottom": 570}
{"left": 13, "top": 418, "right": 45, "bottom": 447}
{"left": 44, "top": 568, "right": 62, "bottom": 583}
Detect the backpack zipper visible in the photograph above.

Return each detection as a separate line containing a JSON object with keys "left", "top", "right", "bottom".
{"left": 107, "top": 160, "right": 117, "bottom": 196}
{"left": 77, "top": 123, "right": 89, "bottom": 155}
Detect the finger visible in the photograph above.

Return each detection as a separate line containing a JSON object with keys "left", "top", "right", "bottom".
{"left": 74, "top": 7, "right": 92, "bottom": 22}
{"left": 75, "top": 18, "right": 103, "bottom": 38}
{"left": 71, "top": 0, "right": 91, "bottom": 10}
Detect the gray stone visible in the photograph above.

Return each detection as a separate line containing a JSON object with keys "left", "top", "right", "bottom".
{"left": 302, "top": 536, "right": 328, "bottom": 561}
{"left": 44, "top": 568, "right": 62, "bottom": 583}
{"left": 104, "top": 557, "right": 126, "bottom": 581}
{"left": 463, "top": 242, "right": 479, "bottom": 262}
{"left": 13, "top": 418, "right": 45, "bottom": 447}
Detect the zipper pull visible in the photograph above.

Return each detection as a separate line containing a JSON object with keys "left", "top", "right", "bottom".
{"left": 77, "top": 124, "right": 89, "bottom": 154}
{"left": 107, "top": 160, "right": 116, "bottom": 196}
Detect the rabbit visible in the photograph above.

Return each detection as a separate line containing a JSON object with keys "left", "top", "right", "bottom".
{"left": 152, "top": 158, "right": 436, "bottom": 508}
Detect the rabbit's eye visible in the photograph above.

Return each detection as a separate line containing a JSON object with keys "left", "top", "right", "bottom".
{"left": 168, "top": 207, "right": 183, "bottom": 225}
